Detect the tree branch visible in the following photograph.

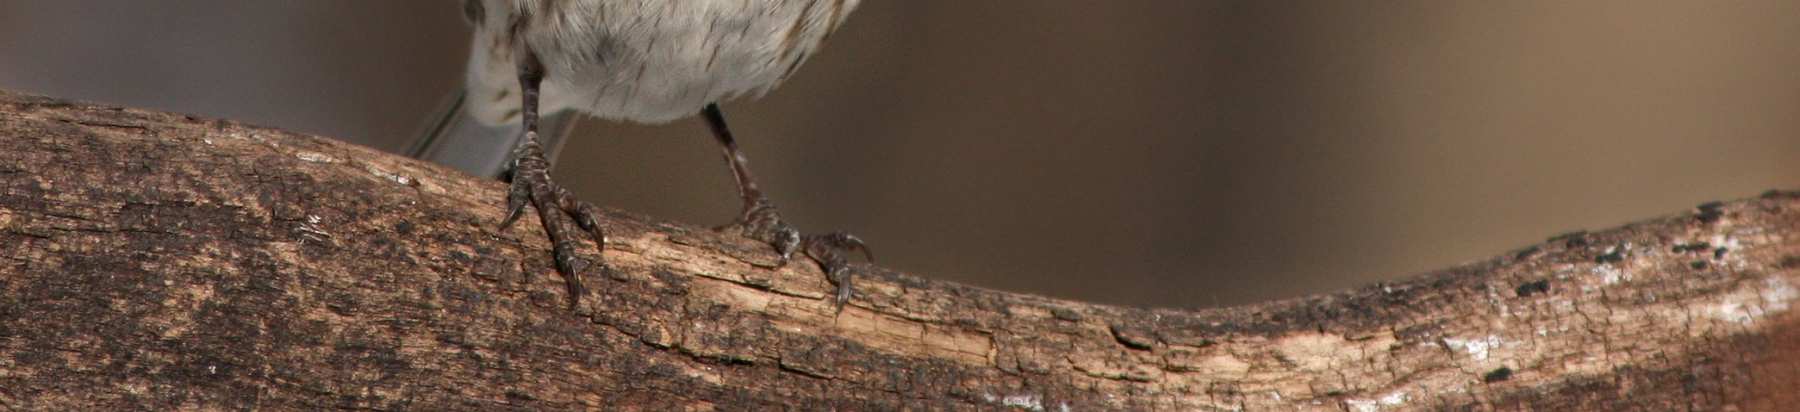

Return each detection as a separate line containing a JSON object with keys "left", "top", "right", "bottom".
{"left": 1, "top": 91, "right": 1796, "bottom": 410}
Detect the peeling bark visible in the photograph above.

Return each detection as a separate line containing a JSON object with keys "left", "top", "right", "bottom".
{"left": 1, "top": 91, "right": 1797, "bottom": 410}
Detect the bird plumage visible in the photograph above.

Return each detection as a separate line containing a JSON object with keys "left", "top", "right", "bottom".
{"left": 409, "top": 0, "right": 869, "bottom": 309}
{"left": 463, "top": 0, "right": 859, "bottom": 125}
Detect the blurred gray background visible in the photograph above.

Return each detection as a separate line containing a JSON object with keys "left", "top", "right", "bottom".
{"left": 1, "top": 1, "right": 1794, "bottom": 308}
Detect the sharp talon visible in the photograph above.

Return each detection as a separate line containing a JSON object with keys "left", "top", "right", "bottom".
{"left": 499, "top": 182, "right": 530, "bottom": 231}
{"left": 557, "top": 187, "right": 608, "bottom": 254}
{"left": 555, "top": 252, "right": 577, "bottom": 274}
{"left": 725, "top": 196, "right": 868, "bottom": 307}
{"left": 564, "top": 275, "right": 585, "bottom": 310}
{"left": 833, "top": 266, "right": 853, "bottom": 310}
{"left": 699, "top": 106, "right": 870, "bottom": 310}
{"left": 498, "top": 126, "right": 604, "bottom": 310}
{"left": 827, "top": 233, "right": 873, "bottom": 263}
{"left": 803, "top": 232, "right": 874, "bottom": 264}
{"left": 854, "top": 244, "right": 873, "bottom": 263}
{"left": 560, "top": 255, "right": 589, "bottom": 305}
{"left": 499, "top": 204, "right": 526, "bottom": 230}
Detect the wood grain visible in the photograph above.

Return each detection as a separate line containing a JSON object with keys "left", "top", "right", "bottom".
{"left": 1, "top": 91, "right": 1795, "bottom": 410}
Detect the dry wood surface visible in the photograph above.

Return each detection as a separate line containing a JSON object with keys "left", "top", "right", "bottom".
{"left": 1, "top": 91, "right": 1796, "bottom": 410}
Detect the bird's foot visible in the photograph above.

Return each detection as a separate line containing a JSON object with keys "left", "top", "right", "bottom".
{"left": 500, "top": 131, "right": 605, "bottom": 309}
{"left": 718, "top": 198, "right": 871, "bottom": 310}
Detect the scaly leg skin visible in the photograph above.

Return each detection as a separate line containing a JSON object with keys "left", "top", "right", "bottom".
{"left": 702, "top": 104, "right": 872, "bottom": 310}
{"left": 498, "top": 52, "right": 605, "bottom": 309}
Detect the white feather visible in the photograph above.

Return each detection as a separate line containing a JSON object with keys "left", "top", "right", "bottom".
{"left": 463, "top": 0, "right": 860, "bottom": 125}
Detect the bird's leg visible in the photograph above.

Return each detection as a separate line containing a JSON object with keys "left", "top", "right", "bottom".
{"left": 702, "top": 104, "right": 871, "bottom": 308}
{"left": 498, "top": 51, "right": 606, "bottom": 309}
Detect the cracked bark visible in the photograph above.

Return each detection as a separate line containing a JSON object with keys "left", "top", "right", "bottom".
{"left": 1, "top": 90, "right": 1797, "bottom": 411}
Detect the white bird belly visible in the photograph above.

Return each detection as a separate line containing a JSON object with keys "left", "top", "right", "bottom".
{"left": 462, "top": 0, "right": 857, "bottom": 125}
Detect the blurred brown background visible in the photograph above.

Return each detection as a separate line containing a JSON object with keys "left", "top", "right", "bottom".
{"left": 1, "top": 1, "right": 1794, "bottom": 308}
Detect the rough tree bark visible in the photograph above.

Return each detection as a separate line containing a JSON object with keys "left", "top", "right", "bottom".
{"left": 0, "top": 90, "right": 1795, "bottom": 411}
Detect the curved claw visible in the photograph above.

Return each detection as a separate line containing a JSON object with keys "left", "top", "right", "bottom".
{"left": 803, "top": 232, "right": 873, "bottom": 264}
{"left": 501, "top": 130, "right": 606, "bottom": 309}
{"left": 554, "top": 251, "right": 591, "bottom": 309}
{"left": 831, "top": 265, "right": 853, "bottom": 312}
{"left": 498, "top": 174, "right": 531, "bottom": 231}
{"left": 557, "top": 186, "right": 608, "bottom": 253}
{"left": 798, "top": 232, "right": 873, "bottom": 312}
{"left": 727, "top": 198, "right": 871, "bottom": 309}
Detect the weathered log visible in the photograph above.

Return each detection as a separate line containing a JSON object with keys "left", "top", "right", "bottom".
{"left": 0, "top": 91, "right": 1796, "bottom": 410}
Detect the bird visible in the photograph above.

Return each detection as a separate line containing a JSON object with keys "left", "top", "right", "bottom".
{"left": 407, "top": 0, "right": 871, "bottom": 309}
